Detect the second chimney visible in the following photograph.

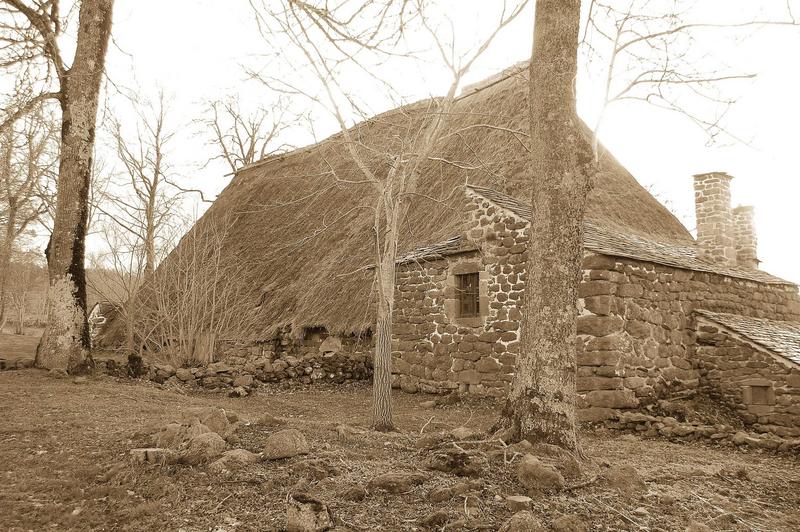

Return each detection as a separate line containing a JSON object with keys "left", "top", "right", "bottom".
{"left": 733, "top": 205, "right": 759, "bottom": 269}
{"left": 693, "top": 172, "right": 737, "bottom": 265}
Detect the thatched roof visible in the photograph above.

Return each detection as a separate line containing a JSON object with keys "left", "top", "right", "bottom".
{"left": 174, "top": 68, "right": 699, "bottom": 340}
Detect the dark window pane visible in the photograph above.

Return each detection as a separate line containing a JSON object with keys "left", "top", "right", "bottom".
{"left": 456, "top": 272, "right": 480, "bottom": 318}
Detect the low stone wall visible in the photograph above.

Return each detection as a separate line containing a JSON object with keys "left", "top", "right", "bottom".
{"left": 694, "top": 321, "right": 800, "bottom": 437}
{"left": 607, "top": 411, "right": 800, "bottom": 453}
{"left": 149, "top": 329, "right": 373, "bottom": 392}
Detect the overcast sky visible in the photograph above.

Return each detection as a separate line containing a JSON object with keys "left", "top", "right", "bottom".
{"left": 99, "top": 0, "right": 800, "bottom": 284}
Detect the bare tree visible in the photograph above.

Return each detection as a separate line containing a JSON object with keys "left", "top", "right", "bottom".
{"left": 252, "top": 0, "right": 528, "bottom": 431}
{"left": 103, "top": 93, "right": 183, "bottom": 276}
{"left": 203, "top": 97, "right": 296, "bottom": 174}
{"left": 0, "top": 0, "right": 115, "bottom": 372}
{"left": 583, "top": 0, "right": 799, "bottom": 154}
{"left": 6, "top": 248, "right": 46, "bottom": 334}
{"left": 0, "top": 107, "right": 57, "bottom": 330}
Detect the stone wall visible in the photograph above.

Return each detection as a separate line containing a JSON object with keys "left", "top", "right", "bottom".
{"left": 390, "top": 190, "right": 800, "bottom": 424}
{"left": 149, "top": 328, "right": 373, "bottom": 391}
{"left": 694, "top": 319, "right": 800, "bottom": 437}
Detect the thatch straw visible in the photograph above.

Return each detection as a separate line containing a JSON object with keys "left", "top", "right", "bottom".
{"left": 164, "top": 69, "right": 694, "bottom": 340}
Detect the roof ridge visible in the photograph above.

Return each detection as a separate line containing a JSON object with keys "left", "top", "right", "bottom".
{"left": 465, "top": 184, "right": 796, "bottom": 287}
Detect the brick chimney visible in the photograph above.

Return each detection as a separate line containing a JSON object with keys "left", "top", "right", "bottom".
{"left": 733, "top": 205, "right": 759, "bottom": 269}
{"left": 693, "top": 172, "right": 736, "bottom": 265}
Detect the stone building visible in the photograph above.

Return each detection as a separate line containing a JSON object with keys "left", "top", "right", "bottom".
{"left": 389, "top": 178, "right": 800, "bottom": 434}
{"left": 163, "top": 67, "right": 800, "bottom": 435}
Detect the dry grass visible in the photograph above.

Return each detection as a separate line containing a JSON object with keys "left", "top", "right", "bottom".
{"left": 1, "top": 370, "right": 799, "bottom": 531}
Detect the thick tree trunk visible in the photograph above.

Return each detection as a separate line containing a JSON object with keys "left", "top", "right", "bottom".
{"left": 36, "top": 0, "right": 114, "bottom": 372}
{"left": 372, "top": 305, "right": 394, "bottom": 430}
{"left": 372, "top": 245, "right": 396, "bottom": 431}
{"left": 502, "top": 0, "right": 596, "bottom": 451}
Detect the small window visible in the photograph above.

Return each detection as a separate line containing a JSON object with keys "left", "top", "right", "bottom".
{"left": 302, "top": 326, "right": 328, "bottom": 345}
{"left": 749, "top": 385, "right": 770, "bottom": 405}
{"left": 456, "top": 272, "right": 480, "bottom": 318}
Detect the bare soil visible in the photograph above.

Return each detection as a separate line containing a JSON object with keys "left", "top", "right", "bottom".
{"left": 1, "top": 369, "right": 799, "bottom": 532}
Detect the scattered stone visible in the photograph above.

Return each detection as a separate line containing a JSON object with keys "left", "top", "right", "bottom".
{"left": 129, "top": 448, "right": 176, "bottom": 465}
{"left": 286, "top": 493, "right": 332, "bottom": 532}
{"left": 233, "top": 374, "right": 254, "bottom": 388}
{"left": 451, "top": 426, "right": 483, "bottom": 441}
{"left": 517, "top": 455, "right": 565, "bottom": 495}
{"left": 339, "top": 485, "right": 367, "bottom": 502}
{"left": 154, "top": 423, "right": 189, "bottom": 449}
{"left": 181, "top": 407, "right": 230, "bottom": 437}
{"left": 599, "top": 464, "right": 645, "bottom": 496}
{"left": 428, "top": 486, "right": 453, "bottom": 502}
{"left": 506, "top": 495, "right": 533, "bottom": 512}
{"left": 451, "top": 479, "right": 483, "bottom": 495}
{"left": 208, "top": 448, "right": 260, "bottom": 472}
{"left": 186, "top": 421, "right": 212, "bottom": 440}
{"left": 419, "top": 510, "right": 449, "bottom": 528}
{"left": 179, "top": 432, "right": 226, "bottom": 465}
{"left": 685, "top": 522, "right": 712, "bottom": 532}
{"left": 228, "top": 386, "right": 248, "bottom": 398}
{"left": 368, "top": 472, "right": 427, "bottom": 494}
{"left": 72, "top": 376, "right": 88, "bottom": 384}
{"left": 263, "top": 429, "right": 310, "bottom": 460}
{"left": 175, "top": 368, "right": 194, "bottom": 382}
{"left": 49, "top": 368, "right": 68, "bottom": 379}
{"left": 552, "top": 515, "right": 588, "bottom": 532}
{"left": 426, "top": 449, "right": 488, "bottom": 477}
{"left": 259, "top": 413, "right": 288, "bottom": 427}
{"left": 420, "top": 400, "right": 437, "bottom": 409}
{"left": 499, "top": 510, "right": 543, "bottom": 532}
{"left": 632, "top": 507, "right": 649, "bottom": 517}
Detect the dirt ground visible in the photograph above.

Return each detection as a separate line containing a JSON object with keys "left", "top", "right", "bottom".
{"left": 1, "top": 369, "right": 799, "bottom": 532}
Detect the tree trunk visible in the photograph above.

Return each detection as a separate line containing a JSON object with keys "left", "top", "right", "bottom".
{"left": 372, "top": 223, "right": 397, "bottom": 432}
{"left": 501, "top": 0, "right": 596, "bottom": 452}
{"left": 372, "top": 300, "right": 395, "bottom": 431}
{"left": 36, "top": 0, "right": 114, "bottom": 372}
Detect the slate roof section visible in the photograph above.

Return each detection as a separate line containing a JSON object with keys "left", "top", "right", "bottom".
{"left": 466, "top": 185, "right": 794, "bottom": 286}
{"left": 695, "top": 310, "right": 800, "bottom": 365}
{"left": 395, "top": 236, "right": 478, "bottom": 265}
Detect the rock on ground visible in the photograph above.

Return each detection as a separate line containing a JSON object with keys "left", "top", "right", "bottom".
{"left": 263, "top": 429, "right": 310, "bottom": 460}
{"left": 180, "top": 407, "right": 230, "bottom": 437}
{"left": 286, "top": 493, "right": 332, "bottom": 532}
{"left": 506, "top": 495, "right": 533, "bottom": 512}
{"left": 208, "top": 448, "right": 260, "bottom": 472}
{"left": 499, "top": 511, "right": 544, "bottom": 531}
{"left": 368, "top": 472, "right": 427, "bottom": 494}
{"left": 599, "top": 464, "right": 646, "bottom": 496}
{"left": 179, "top": 432, "right": 226, "bottom": 465}
{"left": 129, "top": 448, "right": 177, "bottom": 465}
{"left": 552, "top": 515, "right": 589, "bottom": 532}
{"left": 517, "top": 455, "right": 565, "bottom": 495}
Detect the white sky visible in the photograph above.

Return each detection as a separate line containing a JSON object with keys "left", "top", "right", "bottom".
{"left": 99, "top": 0, "right": 800, "bottom": 284}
